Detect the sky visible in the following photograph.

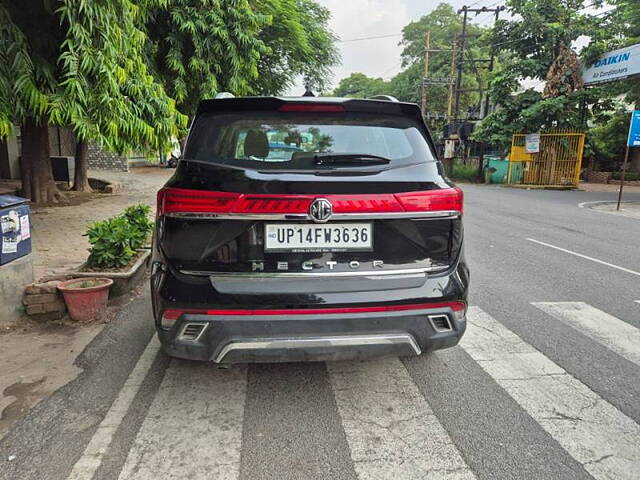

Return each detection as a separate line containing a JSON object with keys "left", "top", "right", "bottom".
{"left": 287, "top": 0, "right": 475, "bottom": 95}
{"left": 286, "top": 1, "right": 611, "bottom": 96}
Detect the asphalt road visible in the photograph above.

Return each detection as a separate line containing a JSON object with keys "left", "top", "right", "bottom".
{"left": 1, "top": 185, "right": 639, "bottom": 480}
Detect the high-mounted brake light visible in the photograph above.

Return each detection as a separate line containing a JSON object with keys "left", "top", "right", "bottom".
{"left": 278, "top": 104, "right": 345, "bottom": 112}
{"left": 157, "top": 187, "right": 463, "bottom": 215}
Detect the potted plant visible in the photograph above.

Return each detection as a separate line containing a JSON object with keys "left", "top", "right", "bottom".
{"left": 58, "top": 277, "right": 113, "bottom": 322}
{"left": 73, "top": 204, "right": 154, "bottom": 296}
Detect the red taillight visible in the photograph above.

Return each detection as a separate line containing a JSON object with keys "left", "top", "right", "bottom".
{"left": 329, "top": 194, "right": 403, "bottom": 213}
{"left": 157, "top": 187, "right": 463, "bottom": 215}
{"left": 158, "top": 188, "right": 239, "bottom": 215}
{"left": 233, "top": 196, "right": 313, "bottom": 214}
{"left": 278, "top": 104, "right": 345, "bottom": 113}
{"left": 396, "top": 187, "right": 463, "bottom": 214}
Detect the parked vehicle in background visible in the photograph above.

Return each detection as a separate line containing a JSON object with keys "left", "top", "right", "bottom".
{"left": 151, "top": 95, "right": 469, "bottom": 363}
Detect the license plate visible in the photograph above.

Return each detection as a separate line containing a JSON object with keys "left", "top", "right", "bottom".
{"left": 264, "top": 223, "right": 373, "bottom": 252}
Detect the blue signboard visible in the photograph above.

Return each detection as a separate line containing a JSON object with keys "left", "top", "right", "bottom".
{"left": 628, "top": 110, "right": 640, "bottom": 147}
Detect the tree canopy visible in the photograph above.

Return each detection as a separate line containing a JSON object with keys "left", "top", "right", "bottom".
{"left": 332, "top": 73, "right": 389, "bottom": 98}
{"left": 472, "top": 0, "right": 613, "bottom": 150}
{"left": 252, "top": 0, "right": 339, "bottom": 96}
{"left": 0, "top": 0, "right": 338, "bottom": 203}
{"left": 1, "top": 0, "right": 185, "bottom": 152}
{"left": 0, "top": 0, "right": 186, "bottom": 201}
{"left": 141, "top": 0, "right": 339, "bottom": 116}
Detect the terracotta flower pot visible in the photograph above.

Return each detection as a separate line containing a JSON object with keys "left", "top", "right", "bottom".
{"left": 57, "top": 277, "right": 113, "bottom": 322}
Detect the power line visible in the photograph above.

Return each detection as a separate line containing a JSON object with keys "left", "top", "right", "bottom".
{"left": 337, "top": 33, "right": 402, "bottom": 43}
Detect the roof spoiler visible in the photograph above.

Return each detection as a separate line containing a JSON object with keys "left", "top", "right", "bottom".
{"left": 368, "top": 95, "right": 399, "bottom": 102}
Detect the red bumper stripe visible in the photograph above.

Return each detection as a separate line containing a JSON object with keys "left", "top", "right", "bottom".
{"left": 163, "top": 301, "right": 465, "bottom": 319}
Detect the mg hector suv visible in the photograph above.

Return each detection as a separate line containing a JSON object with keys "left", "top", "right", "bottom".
{"left": 151, "top": 95, "right": 469, "bottom": 363}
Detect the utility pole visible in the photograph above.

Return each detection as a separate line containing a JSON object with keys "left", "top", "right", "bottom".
{"left": 482, "top": 6, "right": 505, "bottom": 118}
{"left": 454, "top": 5, "right": 506, "bottom": 123}
{"left": 452, "top": 4, "right": 506, "bottom": 172}
{"left": 453, "top": 6, "right": 468, "bottom": 124}
{"left": 447, "top": 34, "right": 457, "bottom": 123}
{"left": 421, "top": 31, "right": 431, "bottom": 116}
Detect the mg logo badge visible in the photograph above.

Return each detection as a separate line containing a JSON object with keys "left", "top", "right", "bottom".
{"left": 309, "top": 198, "right": 332, "bottom": 223}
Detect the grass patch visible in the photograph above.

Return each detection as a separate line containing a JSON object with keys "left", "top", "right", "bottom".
{"left": 611, "top": 171, "right": 640, "bottom": 181}
{"left": 451, "top": 163, "right": 479, "bottom": 182}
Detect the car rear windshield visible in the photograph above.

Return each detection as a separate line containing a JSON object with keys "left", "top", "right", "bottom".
{"left": 184, "top": 111, "right": 436, "bottom": 169}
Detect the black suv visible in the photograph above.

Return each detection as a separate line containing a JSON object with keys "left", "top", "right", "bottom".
{"left": 151, "top": 96, "right": 469, "bottom": 363}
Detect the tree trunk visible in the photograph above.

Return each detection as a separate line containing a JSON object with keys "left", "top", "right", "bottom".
{"left": 72, "top": 139, "right": 92, "bottom": 191}
{"left": 20, "top": 118, "right": 62, "bottom": 204}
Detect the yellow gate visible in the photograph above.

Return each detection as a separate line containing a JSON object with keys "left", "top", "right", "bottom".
{"left": 508, "top": 130, "right": 585, "bottom": 186}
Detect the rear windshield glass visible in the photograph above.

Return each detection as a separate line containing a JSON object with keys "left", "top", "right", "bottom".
{"left": 184, "top": 111, "right": 435, "bottom": 169}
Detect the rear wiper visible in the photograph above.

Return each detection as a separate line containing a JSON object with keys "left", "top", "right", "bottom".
{"left": 312, "top": 153, "right": 391, "bottom": 166}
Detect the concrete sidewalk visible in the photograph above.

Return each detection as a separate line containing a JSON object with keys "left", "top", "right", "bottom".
{"left": 589, "top": 201, "right": 640, "bottom": 220}
{"left": 579, "top": 182, "right": 640, "bottom": 193}
{"left": 31, "top": 167, "right": 172, "bottom": 281}
{"left": 1, "top": 167, "right": 170, "bottom": 440}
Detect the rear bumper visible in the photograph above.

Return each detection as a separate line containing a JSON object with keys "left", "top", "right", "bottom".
{"left": 157, "top": 305, "right": 467, "bottom": 363}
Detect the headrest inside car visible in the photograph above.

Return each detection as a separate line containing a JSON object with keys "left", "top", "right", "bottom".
{"left": 244, "top": 130, "right": 269, "bottom": 158}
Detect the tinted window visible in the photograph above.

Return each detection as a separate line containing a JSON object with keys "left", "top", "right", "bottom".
{"left": 185, "top": 111, "right": 435, "bottom": 169}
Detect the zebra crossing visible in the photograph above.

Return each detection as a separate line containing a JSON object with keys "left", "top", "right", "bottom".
{"left": 70, "top": 302, "right": 640, "bottom": 480}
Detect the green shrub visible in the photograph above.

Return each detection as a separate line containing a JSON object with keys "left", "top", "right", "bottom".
{"left": 451, "top": 163, "right": 478, "bottom": 182}
{"left": 86, "top": 204, "right": 153, "bottom": 268}
{"left": 86, "top": 216, "right": 139, "bottom": 268}
{"left": 122, "top": 204, "right": 154, "bottom": 249}
{"left": 611, "top": 171, "right": 640, "bottom": 181}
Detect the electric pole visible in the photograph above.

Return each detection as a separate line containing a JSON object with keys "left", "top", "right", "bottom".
{"left": 483, "top": 6, "right": 505, "bottom": 117}
{"left": 454, "top": 5, "right": 505, "bottom": 123}
{"left": 453, "top": 6, "right": 468, "bottom": 124}
{"left": 421, "top": 31, "right": 431, "bottom": 116}
{"left": 447, "top": 34, "right": 457, "bottom": 123}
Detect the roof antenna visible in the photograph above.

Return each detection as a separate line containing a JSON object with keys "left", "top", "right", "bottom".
{"left": 302, "top": 82, "right": 315, "bottom": 97}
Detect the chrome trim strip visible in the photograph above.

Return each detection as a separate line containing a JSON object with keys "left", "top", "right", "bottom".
{"left": 213, "top": 333, "right": 421, "bottom": 363}
{"left": 165, "top": 211, "right": 460, "bottom": 221}
{"left": 181, "top": 266, "right": 448, "bottom": 278}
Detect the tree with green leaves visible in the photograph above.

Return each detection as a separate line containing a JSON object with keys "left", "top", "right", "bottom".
{"left": 140, "top": 0, "right": 268, "bottom": 117}
{"left": 253, "top": 0, "right": 339, "bottom": 96}
{"left": 141, "top": 0, "right": 339, "bottom": 118}
{"left": 584, "top": 0, "right": 640, "bottom": 170}
{"left": 473, "top": 0, "right": 611, "bottom": 151}
{"left": 332, "top": 73, "right": 389, "bottom": 98}
{"left": 1, "top": 0, "right": 186, "bottom": 202}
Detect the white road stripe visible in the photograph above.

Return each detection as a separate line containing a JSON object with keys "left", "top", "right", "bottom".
{"left": 577, "top": 201, "right": 609, "bottom": 209}
{"left": 533, "top": 302, "right": 640, "bottom": 367}
{"left": 117, "top": 361, "right": 247, "bottom": 480}
{"left": 526, "top": 237, "right": 640, "bottom": 277}
{"left": 462, "top": 307, "right": 640, "bottom": 480}
{"left": 327, "top": 358, "right": 476, "bottom": 479}
{"left": 67, "top": 335, "right": 161, "bottom": 480}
